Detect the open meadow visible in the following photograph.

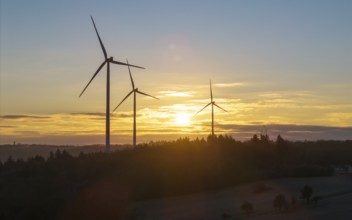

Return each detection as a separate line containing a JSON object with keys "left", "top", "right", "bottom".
{"left": 134, "top": 176, "right": 352, "bottom": 220}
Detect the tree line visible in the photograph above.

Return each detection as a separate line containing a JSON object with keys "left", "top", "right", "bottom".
{"left": 0, "top": 135, "right": 351, "bottom": 219}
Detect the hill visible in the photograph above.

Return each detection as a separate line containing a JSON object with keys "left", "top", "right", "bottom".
{"left": 1, "top": 135, "right": 351, "bottom": 219}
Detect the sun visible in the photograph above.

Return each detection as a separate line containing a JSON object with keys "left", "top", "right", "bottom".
{"left": 175, "top": 113, "right": 191, "bottom": 126}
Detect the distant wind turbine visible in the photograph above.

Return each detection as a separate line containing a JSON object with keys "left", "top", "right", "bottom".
{"left": 194, "top": 80, "right": 227, "bottom": 137}
{"left": 79, "top": 16, "right": 145, "bottom": 153}
{"left": 113, "top": 60, "right": 159, "bottom": 147}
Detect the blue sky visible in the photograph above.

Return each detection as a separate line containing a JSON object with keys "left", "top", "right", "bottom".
{"left": 1, "top": 0, "right": 351, "bottom": 144}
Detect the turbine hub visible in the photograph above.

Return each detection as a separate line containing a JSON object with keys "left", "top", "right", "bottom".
{"left": 107, "top": 57, "right": 113, "bottom": 61}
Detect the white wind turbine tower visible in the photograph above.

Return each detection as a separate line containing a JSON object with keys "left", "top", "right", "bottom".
{"left": 79, "top": 16, "right": 145, "bottom": 153}
{"left": 113, "top": 60, "right": 159, "bottom": 147}
{"left": 194, "top": 80, "right": 227, "bottom": 137}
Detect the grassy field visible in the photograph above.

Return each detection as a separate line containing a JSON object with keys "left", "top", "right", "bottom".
{"left": 133, "top": 175, "right": 352, "bottom": 220}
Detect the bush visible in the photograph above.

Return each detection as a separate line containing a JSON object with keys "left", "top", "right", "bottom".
{"left": 273, "top": 193, "right": 289, "bottom": 211}
{"left": 300, "top": 185, "right": 313, "bottom": 203}
{"left": 240, "top": 201, "right": 253, "bottom": 216}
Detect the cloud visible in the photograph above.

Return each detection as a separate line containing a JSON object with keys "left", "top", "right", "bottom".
{"left": 257, "top": 98, "right": 296, "bottom": 106}
{"left": 159, "top": 90, "right": 192, "bottom": 97}
{"left": 0, "top": 115, "right": 51, "bottom": 119}
{"left": 69, "top": 112, "right": 106, "bottom": 117}
{"left": 113, "top": 112, "right": 142, "bottom": 118}
{"left": 214, "top": 82, "right": 247, "bottom": 88}
{"left": 259, "top": 93, "right": 283, "bottom": 98}
{"left": 69, "top": 112, "right": 137, "bottom": 118}
{"left": 159, "top": 104, "right": 196, "bottom": 111}
{"left": 0, "top": 125, "right": 17, "bottom": 128}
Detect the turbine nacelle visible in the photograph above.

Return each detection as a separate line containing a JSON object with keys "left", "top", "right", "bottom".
{"left": 107, "top": 56, "right": 113, "bottom": 62}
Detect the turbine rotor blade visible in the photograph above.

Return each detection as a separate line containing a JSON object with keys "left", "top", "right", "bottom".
{"left": 214, "top": 103, "right": 228, "bottom": 112}
{"left": 90, "top": 16, "right": 107, "bottom": 59}
{"left": 194, "top": 102, "right": 211, "bottom": 117}
{"left": 113, "top": 90, "right": 134, "bottom": 112}
{"left": 110, "top": 60, "right": 145, "bottom": 69}
{"left": 210, "top": 80, "right": 213, "bottom": 101}
{"left": 126, "top": 59, "right": 135, "bottom": 89}
{"left": 79, "top": 61, "right": 106, "bottom": 97}
{"left": 136, "top": 90, "right": 159, "bottom": 100}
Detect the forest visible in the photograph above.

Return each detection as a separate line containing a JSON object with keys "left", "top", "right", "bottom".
{"left": 1, "top": 135, "right": 351, "bottom": 220}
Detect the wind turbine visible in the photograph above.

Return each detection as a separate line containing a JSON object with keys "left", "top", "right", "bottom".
{"left": 113, "top": 60, "right": 158, "bottom": 147}
{"left": 194, "top": 80, "right": 227, "bottom": 137}
{"left": 79, "top": 16, "right": 145, "bottom": 153}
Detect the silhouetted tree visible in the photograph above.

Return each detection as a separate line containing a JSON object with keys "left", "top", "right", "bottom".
{"left": 260, "top": 133, "right": 270, "bottom": 144}
{"left": 55, "top": 149, "right": 62, "bottom": 158}
{"left": 276, "top": 134, "right": 289, "bottom": 158}
{"left": 250, "top": 134, "right": 259, "bottom": 143}
{"left": 207, "top": 134, "right": 218, "bottom": 144}
{"left": 48, "top": 151, "right": 55, "bottom": 161}
{"left": 218, "top": 134, "right": 225, "bottom": 143}
{"left": 240, "top": 201, "right": 253, "bottom": 216}
{"left": 273, "top": 193, "right": 289, "bottom": 212}
{"left": 300, "top": 185, "right": 313, "bottom": 203}
{"left": 276, "top": 134, "right": 285, "bottom": 144}
{"left": 5, "top": 156, "right": 14, "bottom": 166}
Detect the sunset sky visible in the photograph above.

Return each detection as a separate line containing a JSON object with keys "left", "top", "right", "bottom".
{"left": 1, "top": 0, "right": 351, "bottom": 145}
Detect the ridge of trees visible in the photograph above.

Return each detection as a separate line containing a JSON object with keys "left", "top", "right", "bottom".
{"left": 0, "top": 135, "right": 351, "bottom": 219}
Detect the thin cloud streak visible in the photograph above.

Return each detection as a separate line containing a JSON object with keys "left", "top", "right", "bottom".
{"left": 0, "top": 115, "right": 51, "bottom": 119}
{"left": 159, "top": 90, "right": 193, "bottom": 97}
{"left": 69, "top": 112, "right": 106, "bottom": 117}
{"left": 214, "top": 82, "right": 248, "bottom": 88}
{"left": 70, "top": 112, "right": 137, "bottom": 118}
